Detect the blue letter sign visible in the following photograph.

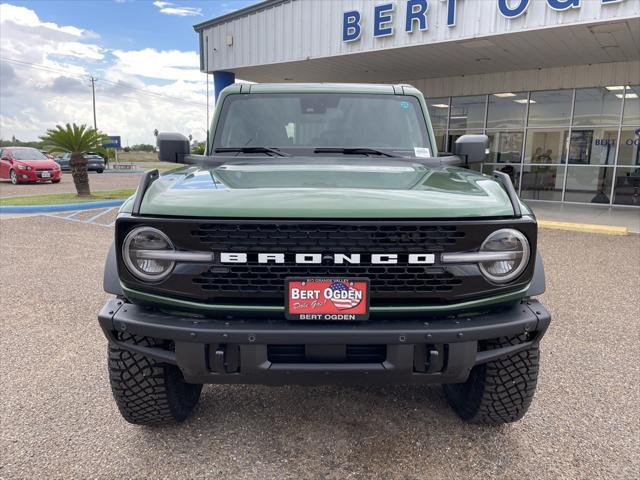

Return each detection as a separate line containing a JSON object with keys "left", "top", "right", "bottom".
{"left": 343, "top": 10, "right": 361, "bottom": 42}
{"left": 547, "top": 0, "right": 580, "bottom": 10}
{"left": 373, "top": 3, "right": 395, "bottom": 37}
{"left": 446, "top": 0, "right": 458, "bottom": 26}
{"left": 498, "top": 0, "right": 530, "bottom": 18}
{"left": 406, "top": 0, "right": 429, "bottom": 32}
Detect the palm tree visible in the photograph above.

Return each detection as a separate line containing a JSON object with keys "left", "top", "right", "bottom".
{"left": 40, "top": 123, "right": 108, "bottom": 196}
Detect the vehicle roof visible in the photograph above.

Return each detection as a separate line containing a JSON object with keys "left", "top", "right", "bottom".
{"left": 221, "top": 83, "right": 422, "bottom": 96}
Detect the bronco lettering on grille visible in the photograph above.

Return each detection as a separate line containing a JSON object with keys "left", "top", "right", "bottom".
{"left": 217, "top": 253, "right": 435, "bottom": 265}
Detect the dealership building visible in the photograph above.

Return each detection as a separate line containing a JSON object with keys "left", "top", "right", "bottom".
{"left": 195, "top": 0, "right": 640, "bottom": 207}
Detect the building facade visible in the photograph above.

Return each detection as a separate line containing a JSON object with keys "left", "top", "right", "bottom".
{"left": 195, "top": 0, "right": 640, "bottom": 207}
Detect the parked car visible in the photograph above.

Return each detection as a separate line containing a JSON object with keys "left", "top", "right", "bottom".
{"left": 56, "top": 152, "right": 105, "bottom": 173}
{"left": 0, "top": 147, "right": 62, "bottom": 184}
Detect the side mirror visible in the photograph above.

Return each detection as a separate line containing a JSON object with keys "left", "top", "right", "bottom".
{"left": 454, "top": 134, "right": 490, "bottom": 164}
{"left": 157, "top": 132, "right": 190, "bottom": 163}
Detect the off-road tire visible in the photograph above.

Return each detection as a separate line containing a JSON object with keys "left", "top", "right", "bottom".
{"left": 108, "top": 333, "right": 203, "bottom": 425}
{"left": 443, "top": 335, "right": 539, "bottom": 425}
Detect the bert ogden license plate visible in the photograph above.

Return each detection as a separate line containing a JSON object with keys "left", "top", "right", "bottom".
{"left": 285, "top": 278, "right": 370, "bottom": 320}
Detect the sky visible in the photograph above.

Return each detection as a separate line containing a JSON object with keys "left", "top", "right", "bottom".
{"left": 0, "top": 0, "right": 256, "bottom": 145}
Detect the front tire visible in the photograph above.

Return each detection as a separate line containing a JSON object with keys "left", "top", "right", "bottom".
{"left": 443, "top": 335, "right": 539, "bottom": 425}
{"left": 96, "top": 169, "right": 104, "bottom": 173}
{"left": 108, "top": 333, "right": 203, "bottom": 425}
{"left": 9, "top": 169, "right": 18, "bottom": 184}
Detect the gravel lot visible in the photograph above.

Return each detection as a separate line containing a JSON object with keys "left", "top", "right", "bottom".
{"left": 0, "top": 172, "right": 143, "bottom": 198}
{"left": 0, "top": 216, "right": 638, "bottom": 479}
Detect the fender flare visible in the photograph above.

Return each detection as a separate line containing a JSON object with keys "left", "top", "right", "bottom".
{"left": 103, "top": 242, "right": 124, "bottom": 296}
{"left": 526, "top": 251, "right": 546, "bottom": 297}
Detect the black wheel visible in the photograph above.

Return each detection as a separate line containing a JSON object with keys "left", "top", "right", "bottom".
{"left": 96, "top": 169, "right": 104, "bottom": 173}
{"left": 9, "top": 169, "right": 18, "bottom": 185}
{"left": 108, "top": 333, "right": 203, "bottom": 426}
{"left": 52, "top": 179, "right": 61, "bottom": 184}
{"left": 443, "top": 334, "right": 539, "bottom": 425}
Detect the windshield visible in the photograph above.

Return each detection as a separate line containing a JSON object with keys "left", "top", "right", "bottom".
{"left": 213, "top": 93, "right": 432, "bottom": 155}
{"left": 10, "top": 148, "right": 49, "bottom": 161}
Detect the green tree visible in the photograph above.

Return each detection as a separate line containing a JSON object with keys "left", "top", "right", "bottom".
{"left": 40, "top": 123, "right": 108, "bottom": 196}
{"left": 191, "top": 142, "right": 205, "bottom": 155}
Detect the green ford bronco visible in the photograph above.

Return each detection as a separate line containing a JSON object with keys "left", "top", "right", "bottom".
{"left": 99, "top": 83, "right": 550, "bottom": 426}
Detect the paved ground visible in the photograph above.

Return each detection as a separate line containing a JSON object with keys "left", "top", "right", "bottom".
{"left": 0, "top": 172, "right": 143, "bottom": 198}
{"left": 0, "top": 215, "right": 638, "bottom": 479}
{"left": 528, "top": 200, "right": 640, "bottom": 234}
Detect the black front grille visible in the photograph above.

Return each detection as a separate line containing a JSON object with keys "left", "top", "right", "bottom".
{"left": 191, "top": 223, "right": 465, "bottom": 253}
{"left": 116, "top": 218, "right": 537, "bottom": 307}
{"left": 194, "top": 265, "right": 462, "bottom": 296}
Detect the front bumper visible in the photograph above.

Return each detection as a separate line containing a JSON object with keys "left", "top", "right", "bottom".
{"left": 98, "top": 298, "right": 550, "bottom": 385}
{"left": 16, "top": 170, "right": 61, "bottom": 182}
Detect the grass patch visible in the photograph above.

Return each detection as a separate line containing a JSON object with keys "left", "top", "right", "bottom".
{"left": 116, "top": 151, "right": 157, "bottom": 162}
{"left": 0, "top": 188, "right": 136, "bottom": 206}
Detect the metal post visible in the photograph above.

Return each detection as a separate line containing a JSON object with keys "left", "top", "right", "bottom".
{"left": 518, "top": 91, "right": 532, "bottom": 196}
{"left": 90, "top": 76, "right": 97, "bottom": 129}
{"left": 560, "top": 89, "right": 577, "bottom": 202}
{"left": 610, "top": 86, "right": 627, "bottom": 206}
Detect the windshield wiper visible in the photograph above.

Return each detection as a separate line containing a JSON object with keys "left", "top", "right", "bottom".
{"left": 214, "top": 147, "right": 290, "bottom": 157}
{"left": 313, "top": 147, "right": 399, "bottom": 158}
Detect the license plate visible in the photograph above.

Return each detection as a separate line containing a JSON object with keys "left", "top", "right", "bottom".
{"left": 41, "top": 172, "right": 51, "bottom": 178}
{"left": 285, "top": 278, "right": 370, "bottom": 321}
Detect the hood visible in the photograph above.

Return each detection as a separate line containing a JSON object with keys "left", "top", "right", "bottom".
{"left": 132, "top": 159, "right": 523, "bottom": 219}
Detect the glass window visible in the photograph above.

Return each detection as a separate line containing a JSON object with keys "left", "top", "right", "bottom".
{"left": 449, "top": 95, "right": 486, "bottom": 130}
{"left": 572, "top": 88, "right": 622, "bottom": 126}
{"left": 567, "top": 128, "right": 618, "bottom": 165}
{"left": 564, "top": 166, "right": 614, "bottom": 203}
{"left": 613, "top": 167, "right": 640, "bottom": 206}
{"left": 622, "top": 85, "right": 640, "bottom": 125}
{"left": 617, "top": 128, "right": 640, "bottom": 166}
{"left": 426, "top": 98, "right": 449, "bottom": 130}
{"left": 486, "top": 92, "right": 527, "bottom": 129}
{"left": 520, "top": 165, "right": 565, "bottom": 201}
{"left": 527, "top": 90, "right": 573, "bottom": 127}
{"left": 486, "top": 131, "right": 524, "bottom": 163}
{"left": 524, "top": 129, "right": 568, "bottom": 164}
{"left": 213, "top": 93, "right": 430, "bottom": 151}
{"left": 482, "top": 163, "right": 522, "bottom": 191}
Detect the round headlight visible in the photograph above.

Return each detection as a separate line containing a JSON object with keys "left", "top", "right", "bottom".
{"left": 478, "top": 229, "right": 530, "bottom": 284}
{"left": 122, "top": 227, "right": 175, "bottom": 282}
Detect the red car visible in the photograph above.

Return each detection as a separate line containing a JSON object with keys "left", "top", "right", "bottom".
{"left": 0, "top": 147, "right": 62, "bottom": 184}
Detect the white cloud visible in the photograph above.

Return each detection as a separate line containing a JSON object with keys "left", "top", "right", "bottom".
{"left": 0, "top": 3, "right": 210, "bottom": 145}
{"left": 111, "top": 48, "right": 202, "bottom": 82}
{"left": 153, "top": 1, "right": 202, "bottom": 17}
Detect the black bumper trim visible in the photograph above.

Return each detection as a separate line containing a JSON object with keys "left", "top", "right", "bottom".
{"left": 98, "top": 298, "right": 550, "bottom": 385}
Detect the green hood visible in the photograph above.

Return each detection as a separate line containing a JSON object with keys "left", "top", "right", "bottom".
{"left": 127, "top": 160, "right": 522, "bottom": 218}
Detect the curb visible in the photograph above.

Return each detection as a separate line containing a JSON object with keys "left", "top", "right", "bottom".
{"left": 538, "top": 220, "right": 629, "bottom": 236}
{"left": 0, "top": 199, "right": 124, "bottom": 214}
{"left": 104, "top": 169, "right": 146, "bottom": 174}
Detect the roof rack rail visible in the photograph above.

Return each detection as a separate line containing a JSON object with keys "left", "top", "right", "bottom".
{"left": 131, "top": 169, "right": 159, "bottom": 216}
{"left": 493, "top": 170, "right": 522, "bottom": 218}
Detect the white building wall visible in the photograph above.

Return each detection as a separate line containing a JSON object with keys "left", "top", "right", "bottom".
{"left": 405, "top": 60, "right": 640, "bottom": 97}
{"left": 201, "top": 0, "right": 640, "bottom": 72}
